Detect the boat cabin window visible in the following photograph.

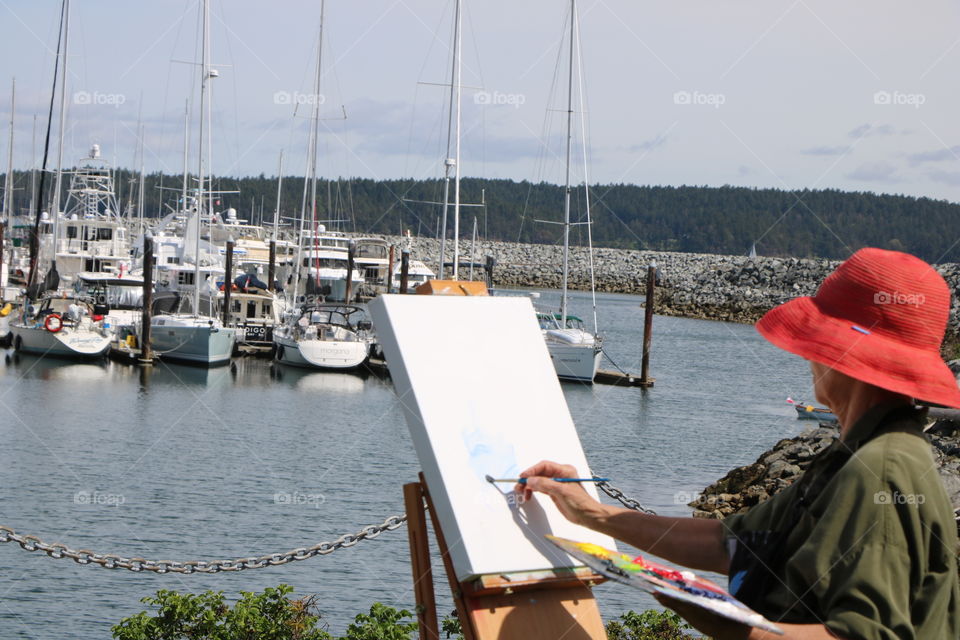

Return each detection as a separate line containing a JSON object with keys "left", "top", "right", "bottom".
{"left": 178, "top": 272, "right": 195, "bottom": 286}
{"left": 66, "top": 225, "right": 78, "bottom": 239}
{"left": 166, "top": 257, "right": 179, "bottom": 264}
{"left": 97, "top": 228, "right": 113, "bottom": 241}
{"left": 246, "top": 300, "right": 257, "bottom": 319}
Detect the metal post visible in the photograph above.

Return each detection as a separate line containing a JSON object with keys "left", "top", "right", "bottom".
{"left": 140, "top": 233, "right": 154, "bottom": 364}
{"left": 640, "top": 262, "right": 656, "bottom": 385}
{"left": 268, "top": 239, "right": 276, "bottom": 292}
{"left": 345, "top": 240, "right": 355, "bottom": 303}
{"left": 387, "top": 244, "right": 395, "bottom": 291}
{"left": 223, "top": 237, "right": 234, "bottom": 326}
{"left": 400, "top": 250, "right": 410, "bottom": 294}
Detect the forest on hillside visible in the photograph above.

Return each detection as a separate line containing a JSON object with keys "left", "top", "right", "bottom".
{"left": 3, "top": 169, "right": 957, "bottom": 263}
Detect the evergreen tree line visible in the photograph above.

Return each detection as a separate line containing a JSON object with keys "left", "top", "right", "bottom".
{"left": 2, "top": 168, "right": 957, "bottom": 263}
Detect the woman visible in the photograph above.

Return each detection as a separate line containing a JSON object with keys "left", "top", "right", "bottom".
{"left": 519, "top": 248, "right": 959, "bottom": 639}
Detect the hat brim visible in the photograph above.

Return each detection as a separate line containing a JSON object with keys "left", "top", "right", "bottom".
{"left": 757, "top": 296, "right": 960, "bottom": 409}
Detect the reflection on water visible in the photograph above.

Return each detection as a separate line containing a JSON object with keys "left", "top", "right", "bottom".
{"left": 0, "top": 290, "right": 813, "bottom": 639}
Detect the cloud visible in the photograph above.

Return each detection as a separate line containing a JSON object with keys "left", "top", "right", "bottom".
{"left": 907, "top": 146, "right": 960, "bottom": 166}
{"left": 845, "top": 161, "right": 901, "bottom": 183}
{"left": 800, "top": 145, "right": 850, "bottom": 157}
{"left": 627, "top": 133, "right": 668, "bottom": 154}
{"left": 927, "top": 170, "right": 960, "bottom": 186}
{"left": 847, "top": 124, "right": 897, "bottom": 139}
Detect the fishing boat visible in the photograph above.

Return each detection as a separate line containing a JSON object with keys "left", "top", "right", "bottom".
{"left": 9, "top": 293, "right": 111, "bottom": 358}
{"left": 787, "top": 397, "right": 838, "bottom": 422}
{"left": 273, "top": 304, "right": 372, "bottom": 370}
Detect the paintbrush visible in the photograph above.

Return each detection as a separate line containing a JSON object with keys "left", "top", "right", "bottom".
{"left": 485, "top": 474, "right": 609, "bottom": 485}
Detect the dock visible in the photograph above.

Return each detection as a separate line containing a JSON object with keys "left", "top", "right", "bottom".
{"left": 594, "top": 369, "right": 653, "bottom": 387}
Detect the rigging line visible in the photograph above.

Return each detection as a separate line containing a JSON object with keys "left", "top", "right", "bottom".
{"left": 216, "top": 0, "right": 243, "bottom": 165}
{"left": 26, "top": 0, "right": 66, "bottom": 298}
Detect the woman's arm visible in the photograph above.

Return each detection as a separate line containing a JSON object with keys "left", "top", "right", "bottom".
{"left": 518, "top": 460, "right": 729, "bottom": 574}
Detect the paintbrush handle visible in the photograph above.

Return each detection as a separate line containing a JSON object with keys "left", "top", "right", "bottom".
{"left": 492, "top": 477, "right": 610, "bottom": 484}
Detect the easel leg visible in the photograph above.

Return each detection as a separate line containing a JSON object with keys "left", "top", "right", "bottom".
{"left": 420, "top": 474, "right": 478, "bottom": 640}
{"left": 404, "top": 482, "right": 439, "bottom": 640}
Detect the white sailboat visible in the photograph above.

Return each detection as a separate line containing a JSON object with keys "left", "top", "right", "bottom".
{"left": 150, "top": 0, "right": 235, "bottom": 366}
{"left": 539, "top": 0, "right": 601, "bottom": 383}
{"left": 273, "top": 304, "right": 372, "bottom": 370}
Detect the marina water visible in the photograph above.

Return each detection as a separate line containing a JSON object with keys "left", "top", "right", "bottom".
{"left": 0, "top": 290, "right": 812, "bottom": 638}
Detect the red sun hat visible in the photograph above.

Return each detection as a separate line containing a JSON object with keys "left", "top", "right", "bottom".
{"left": 757, "top": 247, "right": 960, "bottom": 408}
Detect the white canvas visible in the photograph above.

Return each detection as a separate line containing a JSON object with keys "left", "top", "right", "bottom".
{"left": 369, "top": 294, "right": 617, "bottom": 582}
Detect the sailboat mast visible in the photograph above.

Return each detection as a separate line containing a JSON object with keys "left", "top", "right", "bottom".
{"left": 51, "top": 0, "right": 70, "bottom": 269}
{"left": 452, "top": 0, "right": 463, "bottom": 280}
{"left": 438, "top": 0, "right": 463, "bottom": 281}
{"left": 273, "top": 148, "right": 283, "bottom": 238}
{"left": 181, "top": 99, "right": 189, "bottom": 212}
{"left": 560, "top": 0, "right": 575, "bottom": 324}
{"left": 3, "top": 79, "right": 14, "bottom": 222}
{"left": 194, "top": 0, "right": 210, "bottom": 317}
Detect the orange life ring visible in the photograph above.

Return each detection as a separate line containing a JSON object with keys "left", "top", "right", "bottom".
{"left": 44, "top": 314, "right": 63, "bottom": 333}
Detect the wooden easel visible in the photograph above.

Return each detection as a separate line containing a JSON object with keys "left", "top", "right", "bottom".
{"left": 403, "top": 474, "right": 608, "bottom": 640}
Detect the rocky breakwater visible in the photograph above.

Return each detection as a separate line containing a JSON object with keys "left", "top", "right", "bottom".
{"left": 381, "top": 234, "right": 960, "bottom": 344}
{"left": 689, "top": 420, "right": 960, "bottom": 546}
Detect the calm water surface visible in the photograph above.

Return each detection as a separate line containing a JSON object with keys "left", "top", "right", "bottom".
{"left": 0, "top": 290, "right": 813, "bottom": 638}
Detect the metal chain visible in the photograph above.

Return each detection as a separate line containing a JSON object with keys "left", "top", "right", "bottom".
{"left": 0, "top": 514, "right": 406, "bottom": 574}
{"left": 594, "top": 478, "right": 657, "bottom": 515}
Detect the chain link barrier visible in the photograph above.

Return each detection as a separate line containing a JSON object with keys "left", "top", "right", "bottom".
{"left": 595, "top": 478, "right": 657, "bottom": 515}
{"left": 0, "top": 514, "right": 406, "bottom": 574}
{"left": 0, "top": 480, "right": 654, "bottom": 573}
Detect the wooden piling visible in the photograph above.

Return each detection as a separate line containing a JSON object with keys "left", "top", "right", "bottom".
{"left": 400, "top": 250, "right": 410, "bottom": 294}
{"left": 345, "top": 240, "right": 355, "bottom": 303}
{"left": 484, "top": 255, "right": 495, "bottom": 289}
{"left": 139, "top": 233, "right": 154, "bottom": 365}
{"left": 640, "top": 262, "right": 656, "bottom": 386}
{"left": 223, "top": 237, "right": 234, "bottom": 326}
{"left": 387, "top": 244, "right": 395, "bottom": 292}
{"left": 268, "top": 239, "right": 276, "bottom": 292}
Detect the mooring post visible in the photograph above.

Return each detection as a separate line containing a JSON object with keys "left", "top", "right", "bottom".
{"left": 268, "top": 239, "right": 276, "bottom": 292}
{"left": 345, "top": 240, "right": 356, "bottom": 303}
{"left": 387, "top": 244, "right": 395, "bottom": 292}
{"left": 484, "top": 255, "right": 495, "bottom": 290}
{"left": 139, "top": 232, "right": 154, "bottom": 365}
{"left": 400, "top": 250, "right": 410, "bottom": 294}
{"left": 223, "top": 237, "right": 234, "bottom": 327}
{"left": 640, "top": 261, "right": 656, "bottom": 385}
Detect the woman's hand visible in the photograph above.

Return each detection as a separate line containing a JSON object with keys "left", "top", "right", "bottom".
{"left": 516, "top": 460, "right": 611, "bottom": 528}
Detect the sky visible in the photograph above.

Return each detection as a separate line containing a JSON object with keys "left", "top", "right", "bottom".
{"left": 1, "top": 0, "right": 959, "bottom": 204}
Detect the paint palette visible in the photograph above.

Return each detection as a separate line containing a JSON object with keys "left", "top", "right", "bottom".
{"left": 547, "top": 536, "right": 783, "bottom": 635}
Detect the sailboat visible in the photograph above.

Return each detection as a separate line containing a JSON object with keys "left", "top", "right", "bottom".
{"left": 150, "top": 0, "right": 235, "bottom": 366}
{"left": 537, "top": 0, "right": 602, "bottom": 383}
{"left": 9, "top": 0, "right": 113, "bottom": 359}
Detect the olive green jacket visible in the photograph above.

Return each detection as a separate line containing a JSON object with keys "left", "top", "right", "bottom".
{"left": 723, "top": 405, "right": 959, "bottom": 639}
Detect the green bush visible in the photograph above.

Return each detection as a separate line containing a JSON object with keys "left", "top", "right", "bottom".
{"left": 605, "top": 609, "right": 698, "bottom": 640}
{"left": 113, "top": 585, "right": 697, "bottom": 640}
{"left": 111, "top": 585, "right": 332, "bottom": 640}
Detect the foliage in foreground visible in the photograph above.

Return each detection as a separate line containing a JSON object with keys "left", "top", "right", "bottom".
{"left": 111, "top": 585, "right": 698, "bottom": 640}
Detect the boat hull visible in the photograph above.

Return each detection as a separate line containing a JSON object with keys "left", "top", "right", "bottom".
{"left": 151, "top": 320, "right": 236, "bottom": 366}
{"left": 546, "top": 342, "right": 601, "bottom": 383}
{"left": 10, "top": 323, "right": 111, "bottom": 359}
{"left": 274, "top": 334, "right": 369, "bottom": 370}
